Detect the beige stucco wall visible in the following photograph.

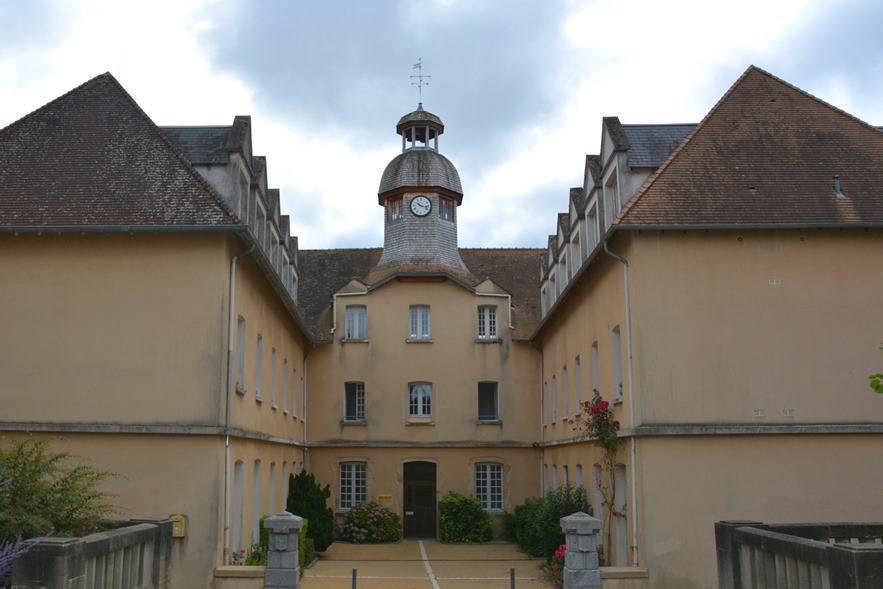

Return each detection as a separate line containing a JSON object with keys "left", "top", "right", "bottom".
{"left": 2, "top": 432, "right": 225, "bottom": 589}
{"left": 308, "top": 278, "right": 540, "bottom": 445}
{"left": 1, "top": 231, "right": 311, "bottom": 587}
{"left": 638, "top": 433, "right": 883, "bottom": 589}
{"left": 306, "top": 277, "right": 542, "bottom": 518}
{"left": 229, "top": 252, "right": 308, "bottom": 442}
{"left": 307, "top": 446, "right": 540, "bottom": 529}
{"left": 627, "top": 229, "right": 883, "bottom": 425}
{"left": 0, "top": 233, "right": 229, "bottom": 424}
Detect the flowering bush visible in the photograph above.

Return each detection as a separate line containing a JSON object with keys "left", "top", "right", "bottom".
{"left": 576, "top": 392, "right": 622, "bottom": 452}
{"left": 336, "top": 501, "right": 401, "bottom": 543}
{"left": 547, "top": 543, "right": 566, "bottom": 585}
{"left": 572, "top": 390, "right": 623, "bottom": 561}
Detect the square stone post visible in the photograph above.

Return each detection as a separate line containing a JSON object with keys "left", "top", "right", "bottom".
{"left": 560, "top": 511, "right": 602, "bottom": 589}
{"left": 263, "top": 511, "right": 303, "bottom": 589}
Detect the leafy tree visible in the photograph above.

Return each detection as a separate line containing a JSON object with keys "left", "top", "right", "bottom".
{"left": 438, "top": 492, "right": 491, "bottom": 543}
{"left": 285, "top": 469, "right": 334, "bottom": 552}
{"left": 0, "top": 435, "right": 117, "bottom": 543}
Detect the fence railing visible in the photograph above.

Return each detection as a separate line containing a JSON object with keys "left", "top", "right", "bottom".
{"left": 715, "top": 520, "right": 883, "bottom": 589}
{"left": 12, "top": 518, "right": 173, "bottom": 589}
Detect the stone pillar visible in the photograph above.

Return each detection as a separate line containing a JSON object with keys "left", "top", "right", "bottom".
{"left": 560, "top": 511, "right": 602, "bottom": 589}
{"left": 263, "top": 511, "right": 304, "bottom": 589}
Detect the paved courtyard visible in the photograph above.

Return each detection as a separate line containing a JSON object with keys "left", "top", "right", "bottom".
{"left": 300, "top": 540, "right": 555, "bottom": 589}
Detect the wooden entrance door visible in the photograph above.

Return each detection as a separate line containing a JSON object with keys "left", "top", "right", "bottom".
{"left": 403, "top": 462, "right": 436, "bottom": 538}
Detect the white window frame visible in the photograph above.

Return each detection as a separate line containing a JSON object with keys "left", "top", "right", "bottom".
{"left": 477, "top": 306, "right": 498, "bottom": 340}
{"left": 475, "top": 463, "right": 503, "bottom": 511}
{"left": 339, "top": 462, "right": 367, "bottom": 510}
{"left": 345, "top": 305, "right": 367, "bottom": 340}
{"left": 408, "top": 382, "right": 432, "bottom": 417}
{"left": 409, "top": 305, "right": 430, "bottom": 340}
{"left": 345, "top": 382, "right": 366, "bottom": 422}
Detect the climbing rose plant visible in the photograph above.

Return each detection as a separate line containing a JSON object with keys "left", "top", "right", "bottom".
{"left": 572, "top": 390, "right": 623, "bottom": 561}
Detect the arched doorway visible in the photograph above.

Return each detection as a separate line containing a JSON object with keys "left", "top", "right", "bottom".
{"left": 403, "top": 461, "right": 436, "bottom": 538}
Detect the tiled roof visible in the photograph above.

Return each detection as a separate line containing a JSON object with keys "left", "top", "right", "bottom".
{"left": 0, "top": 73, "right": 236, "bottom": 228}
{"left": 622, "top": 124, "right": 696, "bottom": 168}
{"left": 298, "top": 247, "right": 543, "bottom": 341}
{"left": 617, "top": 66, "right": 883, "bottom": 227}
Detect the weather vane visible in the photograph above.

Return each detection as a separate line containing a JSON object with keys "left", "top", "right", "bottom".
{"left": 410, "top": 58, "right": 431, "bottom": 105}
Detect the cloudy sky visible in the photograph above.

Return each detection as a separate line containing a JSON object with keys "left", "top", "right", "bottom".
{"left": 1, "top": 0, "right": 881, "bottom": 249}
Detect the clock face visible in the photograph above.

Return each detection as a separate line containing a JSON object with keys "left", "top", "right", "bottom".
{"left": 410, "top": 195, "right": 431, "bottom": 217}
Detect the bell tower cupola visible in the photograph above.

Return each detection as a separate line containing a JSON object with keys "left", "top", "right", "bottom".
{"left": 374, "top": 98, "right": 466, "bottom": 272}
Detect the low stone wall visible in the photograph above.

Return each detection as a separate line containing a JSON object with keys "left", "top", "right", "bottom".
{"left": 716, "top": 520, "right": 883, "bottom": 589}
{"left": 12, "top": 518, "right": 173, "bottom": 589}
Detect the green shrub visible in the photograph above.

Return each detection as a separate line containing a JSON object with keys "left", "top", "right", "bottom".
{"left": 0, "top": 435, "right": 118, "bottom": 543}
{"left": 299, "top": 522, "right": 315, "bottom": 570}
{"left": 513, "top": 484, "right": 590, "bottom": 558}
{"left": 514, "top": 496, "right": 544, "bottom": 556}
{"left": 286, "top": 470, "right": 334, "bottom": 552}
{"left": 438, "top": 492, "right": 491, "bottom": 543}
{"left": 337, "top": 501, "right": 401, "bottom": 543}
{"left": 244, "top": 516, "right": 268, "bottom": 565}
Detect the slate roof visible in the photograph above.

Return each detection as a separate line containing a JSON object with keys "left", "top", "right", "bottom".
{"left": 160, "top": 126, "right": 232, "bottom": 164}
{"left": 0, "top": 73, "right": 237, "bottom": 228}
{"left": 622, "top": 124, "right": 696, "bottom": 168}
{"left": 617, "top": 66, "right": 883, "bottom": 227}
{"left": 298, "top": 247, "right": 543, "bottom": 342}
{"left": 378, "top": 149, "right": 463, "bottom": 199}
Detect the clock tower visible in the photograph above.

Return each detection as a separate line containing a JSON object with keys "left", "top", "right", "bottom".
{"left": 374, "top": 103, "right": 467, "bottom": 272}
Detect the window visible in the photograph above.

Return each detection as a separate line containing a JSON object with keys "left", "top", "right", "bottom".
{"left": 345, "top": 305, "right": 366, "bottom": 340}
{"left": 252, "top": 460, "right": 262, "bottom": 539}
{"left": 387, "top": 197, "right": 403, "bottom": 222}
{"left": 408, "top": 382, "right": 432, "bottom": 417}
{"left": 282, "top": 359, "right": 288, "bottom": 413}
{"left": 551, "top": 465, "right": 558, "bottom": 490}
{"left": 574, "top": 356, "right": 582, "bottom": 414}
{"left": 271, "top": 348, "right": 278, "bottom": 408}
{"left": 292, "top": 369, "right": 298, "bottom": 418}
{"left": 269, "top": 462, "right": 277, "bottom": 516}
{"left": 339, "top": 462, "right": 367, "bottom": 510}
{"left": 235, "top": 316, "right": 246, "bottom": 393}
{"left": 478, "top": 382, "right": 498, "bottom": 421}
{"left": 477, "top": 306, "right": 498, "bottom": 340}
{"left": 409, "top": 305, "right": 430, "bottom": 340}
{"left": 475, "top": 463, "right": 503, "bottom": 511}
{"left": 591, "top": 342, "right": 600, "bottom": 392}
{"left": 562, "top": 465, "right": 569, "bottom": 487}
{"left": 345, "top": 382, "right": 365, "bottom": 422}
{"left": 612, "top": 326, "right": 623, "bottom": 400}
{"left": 256, "top": 335, "right": 263, "bottom": 400}
{"left": 440, "top": 198, "right": 455, "bottom": 221}
{"left": 561, "top": 366, "right": 568, "bottom": 417}
{"left": 551, "top": 375, "right": 557, "bottom": 422}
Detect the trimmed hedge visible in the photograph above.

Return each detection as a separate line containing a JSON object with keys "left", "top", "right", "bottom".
{"left": 438, "top": 492, "right": 491, "bottom": 543}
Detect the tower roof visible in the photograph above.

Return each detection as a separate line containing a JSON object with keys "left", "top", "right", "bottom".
{"left": 396, "top": 104, "right": 444, "bottom": 137}
{"left": 378, "top": 149, "right": 463, "bottom": 201}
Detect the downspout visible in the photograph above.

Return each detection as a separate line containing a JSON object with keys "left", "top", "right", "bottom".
{"left": 602, "top": 241, "right": 639, "bottom": 567}
{"left": 529, "top": 338, "right": 546, "bottom": 497}
{"left": 330, "top": 291, "right": 367, "bottom": 335}
{"left": 224, "top": 243, "right": 255, "bottom": 562}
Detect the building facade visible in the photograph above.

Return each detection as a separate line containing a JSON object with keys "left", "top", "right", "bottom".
{"left": 1, "top": 67, "right": 882, "bottom": 589}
